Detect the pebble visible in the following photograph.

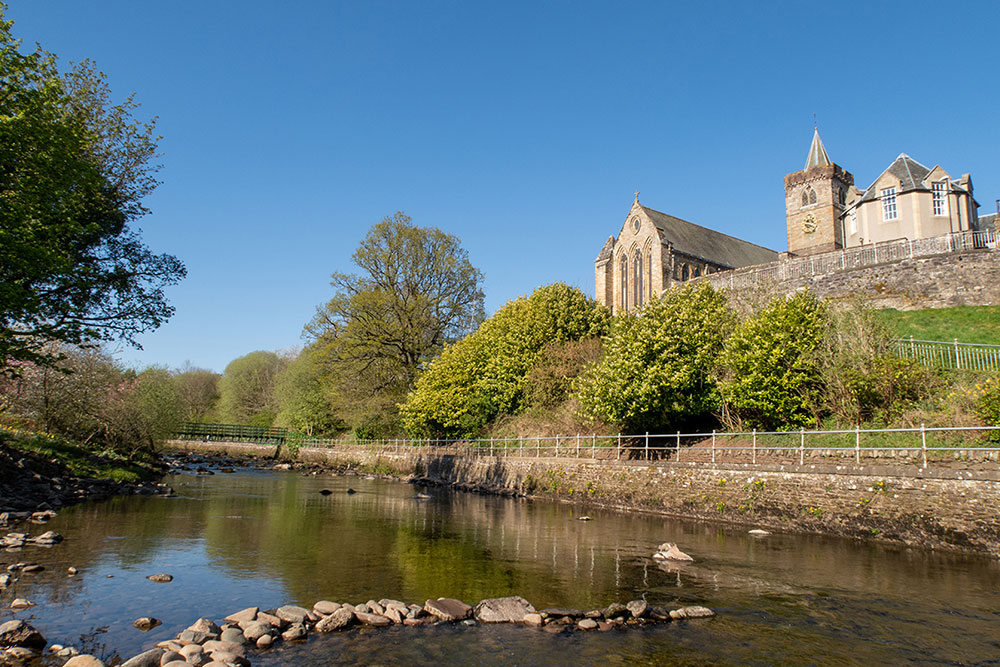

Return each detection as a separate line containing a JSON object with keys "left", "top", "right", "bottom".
{"left": 10, "top": 598, "right": 34, "bottom": 609}
{"left": 146, "top": 573, "right": 173, "bottom": 583}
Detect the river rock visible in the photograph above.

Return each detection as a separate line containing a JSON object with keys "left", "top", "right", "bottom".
{"left": 402, "top": 618, "right": 425, "bottom": 627}
{"left": 355, "top": 612, "right": 392, "bottom": 627}
{"left": 63, "top": 655, "right": 105, "bottom": 667}
{"left": 256, "top": 611, "right": 286, "bottom": 629}
{"left": 162, "top": 662, "right": 189, "bottom": 667}
{"left": 365, "top": 600, "right": 385, "bottom": 615}
{"left": 523, "top": 613, "right": 543, "bottom": 626}
{"left": 647, "top": 606, "right": 671, "bottom": 621}
{"left": 68, "top": 566, "right": 78, "bottom": 575}
{"left": 186, "top": 618, "right": 221, "bottom": 636}
{"left": 30, "top": 530, "right": 63, "bottom": 545}
{"left": 626, "top": 600, "right": 648, "bottom": 618}
{"left": 202, "top": 640, "right": 244, "bottom": 658}
{"left": 577, "top": 618, "right": 598, "bottom": 630}
{"left": 158, "top": 650, "right": 184, "bottom": 664}
{"left": 540, "top": 608, "right": 585, "bottom": 619}
{"left": 474, "top": 596, "right": 536, "bottom": 623}
{"left": 748, "top": 529, "right": 771, "bottom": 536}
{"left": 281, "top": 623, "right": 308, "bottom": 640}
{"left": 219, "top": 627, "right": 246, "bottom": 644}
{"left": 177, "top": 630, "right": 214, "bottom": 645}
{"left": 0, "top": 620, "right": 46, "bottom": 648}
{"left": 597, "top": 621, "right": 615, "bottom": 631}
{"left": 313, "top": 600, "right": 339, "bottom": 615}
{"left": 669, "top": 606, "right": 715, "bottom": 619}
{"left": 132, "top": 617, "right": 160, "bottom": 630}
{"left": 275, "top": 604, "right": 311, "bottom": 624}
{"left": 379, "top": 598, "right": 407, "bottom": 612}
{"left": 10, "top": 598, "right": 33, "bottom": 609}
{"left": 653, "top": 542, "right": 694, "bottom": 562}
{"left": 224, "top": 607, "right": 258, "bottom": 624}
{"left": 604, "top": 602, "right": 629, "bottom": 619}
{"left": 146, "top": 573, "right": 173, "bottom": 583}
{"left": 178, "top": 644, "right": 204, "bottom": 662}
{"left": 315, "top": 608, "right": 355, "bottom": 632}
{"left": 256, "top": 634, "right": 273, "bottom": 649}
{"left": 22, "top": 563, "right": 44, "bottom": 573}
{"left": 0, "top": 573, "right": 10, "bottom": 588}
{"left": 424, "top": 598, "right": 472, "bottom": 622}
{"left": 241, "top": 621, "right": 272, "bottom": 642}
{"left": 382, "top": 606, "right": 403, "bottom": 624}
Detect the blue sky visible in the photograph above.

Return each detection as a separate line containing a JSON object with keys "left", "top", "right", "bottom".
{"left": 7, "top": 1, "right": 999, "bottom": 373}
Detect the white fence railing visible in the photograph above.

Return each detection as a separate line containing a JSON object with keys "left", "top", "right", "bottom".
{"left": 894, "top": 337, "right": 1000, "bottom": 372}
{"left": 701, "top": 229, "right": 999, "bottom": 291}
{"left": 288, "top": 424, "right": 1000, "bottom": 469}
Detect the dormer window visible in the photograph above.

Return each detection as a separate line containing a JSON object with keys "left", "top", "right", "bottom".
{"left": 932, "top": 182, "right": 948, "bottom": 216}
{"left": 881, "top": 187, "right": 897, "bottom": 221}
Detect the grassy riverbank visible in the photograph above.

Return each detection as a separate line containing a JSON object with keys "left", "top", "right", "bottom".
{"left": 877, "top": 305, "right": 1000, "bottom": 344}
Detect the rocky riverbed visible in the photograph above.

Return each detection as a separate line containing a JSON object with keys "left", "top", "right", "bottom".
{"left": 2, "top": 594, "right": 715, "bottom": 666}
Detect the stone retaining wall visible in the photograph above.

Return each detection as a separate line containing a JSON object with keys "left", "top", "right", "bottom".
{"left": 166, "top": 440, "right": 1000, "bottom": 555}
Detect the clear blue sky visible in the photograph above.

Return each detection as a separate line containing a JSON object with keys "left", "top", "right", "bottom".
{"left": 8, "top": 1, "right": 999, "bottom": 373}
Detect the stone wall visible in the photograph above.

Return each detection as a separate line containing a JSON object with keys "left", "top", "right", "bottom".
{"left": 166, "top": 440, "right": 1000, "bottom": 555}
{"left": 706, "top": 247, "right": 1000, "bottom": 310}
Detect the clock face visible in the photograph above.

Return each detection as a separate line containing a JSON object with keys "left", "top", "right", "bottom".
{"left": 802, "top": 215, "right": 817, "bottom": 234}
{"left": 631, "top": 217, "right": 640, "bottom": 233}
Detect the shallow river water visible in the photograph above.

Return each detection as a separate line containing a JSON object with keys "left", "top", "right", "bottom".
{"left": 1, "top": 465, "right": 999, "bottom": 665}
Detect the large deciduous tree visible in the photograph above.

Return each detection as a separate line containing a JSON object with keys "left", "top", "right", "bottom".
{"left": 306, "top": 212, "right": 484, "bottom": 436}
{"left": 0, "top": 7, "right": 185, "bottom": 374}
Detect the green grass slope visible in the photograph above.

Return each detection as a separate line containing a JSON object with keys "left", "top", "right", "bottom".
{"left": 876, "top": 305, "right": 1000, "bottom": 345}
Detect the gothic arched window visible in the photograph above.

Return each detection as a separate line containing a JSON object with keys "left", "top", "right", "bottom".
{"left": 620, "top": 257, "right": 628, "bottom": 311}
{"left": 633, "top": 250, "right": 643, "bottom": 308}
{"left": 802, "top": 186, "right": 817, "bottom": 207}
{"left": 693, "top": 266, "right": 701, "bottom": 278}
{"left": 681, "top": 264, "right": 690, "bottom": 281}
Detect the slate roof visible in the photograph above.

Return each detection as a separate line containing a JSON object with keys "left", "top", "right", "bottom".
{"left": 805, "top": 129, "right": 831, "bottom": 170}
{"left": 640, "top": 205, "right": 779, "bottom": 269}
{"left": 595, "top": 236, "right": 614, "bottom": 262}
{"left": 979, "top": 212, "right": 998, "bottom": 234}
{"left": 858, "top": 154, "right": 971, "bottom": 203}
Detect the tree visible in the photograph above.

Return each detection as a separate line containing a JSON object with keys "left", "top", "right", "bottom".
{"left": 306, "top": 212, "right": 484, "bottom": 434}
{"left": 217, "top": 351, "right": 286, "bottom": 426}
{"left": 274, "top": 345, "right": 343, "bottom": 435}
{"left": 0, "top": 7, "right": 185, "bottom": 374}
{"left": 401, "top": 283, "right": 610, "bottom": 437}
{"left": 575, "top": 282, "right": 733, "bottom": 434}
{"left": 171, "top": 366, "right": 221, "bottom": 423}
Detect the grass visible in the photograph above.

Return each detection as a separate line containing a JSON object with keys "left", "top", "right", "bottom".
{"left": 876, "top": 305, "right": 1000, "bottom": 345}
{"left": 0, "top": 428, "right": 159, "bottom": 484}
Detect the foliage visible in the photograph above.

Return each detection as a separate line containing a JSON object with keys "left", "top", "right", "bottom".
{"left": 0, "top": 8, "right": 185, "bottom": 373}
{"left": 876, "top": 305, "right": 1000, "bottom": 346}
{"left": 524, "top": 338, "right": 603, "bottom": 409}
{"left": 0, "top": 429, "right": 157, "bottom": 483}
{"left": 273, "top": 344, "right": 343, "bottom": 436}
{"left": 815, "top": 301, "right": 933, "bottom": 425}
{"left": 216, "top": 351, "right": 286, "bottom": 426}
{"left": 953, "top": 376, "right": 1000, "bottom": 441}
{"left": 0, "top": 347, "right": 181, "bottom": 456}
{"left": 717, "top": 290, "right": 825, "bottom": 430}
{"left": 574, "top": 282, "right": 732, "bottom": 434}
{"left": 170, "top": 366, "right": 220, "bottom": 422}
{"left": 305, "top": 212, "right": 484, "bottom": 434}
{"left": 401, "top": 283, "right": 610, "bottom": 437}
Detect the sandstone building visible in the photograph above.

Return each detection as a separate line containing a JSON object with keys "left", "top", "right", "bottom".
{"left": 596, "top": 130, "right": 986, "bottom": 314}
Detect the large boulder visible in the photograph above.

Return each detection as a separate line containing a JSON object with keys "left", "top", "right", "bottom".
{"left": 424, "top": 598, "right": 472, "bottom": 622}
{"left": 315, "top": 608, "right": 355, "bottom": 632}
{"left": 224, "top": 607, "right": 258, "bottom": 624}
{"left": 0, "top": 619, "right": 45, "bottom": 649}
{"left": 473, "top": 596, "right": 536, "bottom": 623}
{"left": 63, "top": 656, "right": 105, "bottom": 667}
{"left": 120, "top": 648, "right": 164, "bottom": 667}
{"left": 275, "top": 605, "right": 311, "bottom": 625}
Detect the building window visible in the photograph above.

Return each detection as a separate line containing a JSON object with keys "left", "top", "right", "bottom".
{"left": 849, "top": 209, "right": 857, "bottom": 234}
{"left": 801, "top": 186, "right": 817, "bottom": 208}
{"left": 620, "top": 257, "right": 628, "bottom": 311}
{"left": 693, "top": 267, "right": 701, "bottom": 278}
{"left": 933, "top": 182, "right": 948, "bottom": 216}
{"left": 681, "top": 264, "right": 689, "bottom": 281}
{"left": 633, "top": 250, "right": 643, "bottom": 308}
{"left": 881, "top": 187, "right": 897, "bottom": 221}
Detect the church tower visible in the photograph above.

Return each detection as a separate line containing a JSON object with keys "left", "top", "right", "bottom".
{"left": 784, "top": 129, "right": 854, "bottom": 256}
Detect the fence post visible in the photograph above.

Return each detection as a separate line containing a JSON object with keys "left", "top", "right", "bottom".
{"left": 676, "top": 431, "right": 681, "bottom": 462}
{"left": 536, "top": 437, "right": 540, "bottom": 458}
{"left": 617, "top": 433, "right": 621, "bottom": 461}
{"left": 592, "top": 434, "right": 596, "bottom": 459}
{"left": 752, "top": 429, "right": 757, "bottom": 465}
{"left": 711, "top": 430, "right": 716, "bottom": 464}
{"left": 955, "top": 339, "right": 961, "bottom": 370}
{"left": 576, "top": 434, "right": 580, "bottom": 458}
{"left": 855, "top": 426, "right": 860, "bottom": 464}
{"left": 921, "top": 423, "right": 927, "bottom": 469}
{"left": 645, "top": 432, "right": 649, "bottom": 461}
{"left": 490, "top": 436, "right": 494, "bottom": 457}
{"left": 800, "top": 428, "right": 805, "bottom": 465}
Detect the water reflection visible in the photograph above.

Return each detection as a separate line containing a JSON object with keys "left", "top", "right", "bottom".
{"left": 0, "top": 468, "right": 997, "bottom": 664}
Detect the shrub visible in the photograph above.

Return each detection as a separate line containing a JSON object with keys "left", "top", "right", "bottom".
{"left": 575, "top": 282, "right": 733, "bottom": 433}
{"left": 524, "top": 338, "right": 603, "bottom": 409}
{"left": 717, "top": 290, "right": 825, "bottom": 430}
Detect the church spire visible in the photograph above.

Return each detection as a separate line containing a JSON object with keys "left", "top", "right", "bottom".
{"left": 804, "top": 128, "right": 831, "bottom": 170}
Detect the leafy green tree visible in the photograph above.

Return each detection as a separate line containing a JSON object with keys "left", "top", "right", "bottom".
{"left": 217, "top": 351, "right": 286, "bottom": 426}
{"left": 305, "top": 212, "right": 484, "bottom": 435}
{"left": 575, "top": 282, "right": 732, "bottom": 433}
{"left": 171, "top": 367, "right": 221, "bottom": 423}
{"left": 274, "top": 345, "right": 343, "bottom": 435}
{"left": 401, "top": 283, "right": 610, "bottom": 437}
{"left": 0, "top": 7, "right": 184, "bottom": 374}
{"left": 716, "top": 290, "right": 826, "bottom": 430}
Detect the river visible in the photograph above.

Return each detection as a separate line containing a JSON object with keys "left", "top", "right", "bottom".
{"left": 2, "top": 463, "right": 998, "bottom": 665}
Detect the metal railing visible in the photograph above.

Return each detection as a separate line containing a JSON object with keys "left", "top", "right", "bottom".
{"left": 174, "top": 422, "right": 288, "bottom": 445}
{"left": 700, "top": 229, "right": 999, "bottom": 291}
{"left": 894, "top": 337, "right": 1000, "bottom": 372}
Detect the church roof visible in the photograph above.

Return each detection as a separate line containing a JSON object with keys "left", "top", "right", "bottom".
{"left": 640, "top": 205, "right": 779, "bottom": 269}
{"left": 979, "top": 212, "right": 998, "bottom": 234}
{"left": 805, "top": 129, "right": 831, "bottom": 170}
{"left": 858, "top": 153, "right": 971, "bottom": 203}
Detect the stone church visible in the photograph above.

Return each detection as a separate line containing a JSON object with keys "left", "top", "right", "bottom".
{"left": 596, "top": 130, "right": 983, "bottom": 314}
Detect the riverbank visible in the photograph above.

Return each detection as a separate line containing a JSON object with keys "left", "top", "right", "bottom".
{"left": 0, "top": 433, "right": 170, "bottom": 518}
{"left": 166, "top": 439, "right": 1000, "bottom": 556}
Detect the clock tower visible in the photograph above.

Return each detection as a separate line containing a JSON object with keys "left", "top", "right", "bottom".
{"left": 784, "top": 129, "right": 854, "bottom": 256}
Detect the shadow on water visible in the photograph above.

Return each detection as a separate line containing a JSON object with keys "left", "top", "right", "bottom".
{"left": 1, "top": 467, "right": 998, "bottom": 664}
